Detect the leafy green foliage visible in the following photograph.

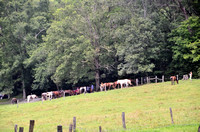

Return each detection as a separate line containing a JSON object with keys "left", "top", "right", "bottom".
{"left": 116, "top": 17, "right": 160, "bottom": 75}
{"left": 0, "top": 0, "right": 51, "bottom": 97}
{"left": 170, "top": 16, "right": 200, "bottom": 75}
{"left": 0, "top": 0, "right": 199, "bottom": 95}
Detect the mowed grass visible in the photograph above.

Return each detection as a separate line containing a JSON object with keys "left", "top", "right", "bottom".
{"left": 0, "top": 80, "right": 200, "bottom": 132}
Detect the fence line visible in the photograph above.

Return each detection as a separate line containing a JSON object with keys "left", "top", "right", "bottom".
{"left": 133, "top": 75, "right": 165, "bottom": 86}
{"left": 14, "top": 110, "right": 199, "bottom": 132}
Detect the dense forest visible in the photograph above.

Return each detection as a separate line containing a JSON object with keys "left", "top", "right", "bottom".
{"left": 0, "top": 0, "right": 199, "bottom": 99}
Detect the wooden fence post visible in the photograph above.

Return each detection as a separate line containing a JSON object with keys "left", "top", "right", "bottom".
{"left": 122, "top": 112, "right": 126, "bottom": 129}
{"left": 141, "top": 77, "right": 143, "bottom": 85}
{"left": 19, "top": 127, "right": 24, "bottom": 132}
{"left": 136, "top": 79, "right": 138, "bottom": 86}
{"left": 155, "top": 76, "right": 157, "bottom": 83}
{"left": 99, "top": 126, "right": 102, "bottom": 132}
{"left": 57, "top": 125, "right": 62, "bottom": 132}
{"left": 29, "top": 120, "right": 35, "bottom": 132}
{"left": 170, "top": 107, "right": 174, "bottom": 124}
{"left": 73, "top": 117, "right": 76, "bottom": 132}
{"left": 14, "top": 124, "right": 17, "bottom": 132}
{"left": 69, "top": 124, "right": 73, "bottom": 132}
{"left": 162, "top": 75, "right": 164, "bottom": 82}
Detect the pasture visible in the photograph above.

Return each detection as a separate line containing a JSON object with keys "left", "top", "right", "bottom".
{"left": 0, "top": 79, "right": 200, "bottom": 132}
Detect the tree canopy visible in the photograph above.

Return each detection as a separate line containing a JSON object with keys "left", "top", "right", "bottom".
{"left": 0, "top": 0, "right": 199, "bottom": 97}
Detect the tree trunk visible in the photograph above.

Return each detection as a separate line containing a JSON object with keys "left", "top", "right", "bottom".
{"left": 56, "top": 83, "right": 60, "bottom": 91}
{"left": 95, "top": 61, "right": 100, "bottom": 92}
{"left": 22, "top": 79, "right": 26, "bottom": 99}
{"left": 142, "top": 0, "right": 147, "bottom": 18}
{"left": 83, "top": 8, "right": 100, "bottom": 91}
{"left": 173, "top": 0, "right": 192, "bottom": 32}
{"left": 21, "top": 66, "right": 26, "bottom": 99}
{"left": 173, "top": 0, "right": 188, "bottom": 20}
{"left": 94, "top": 45, "right": 100, "bottom": 91}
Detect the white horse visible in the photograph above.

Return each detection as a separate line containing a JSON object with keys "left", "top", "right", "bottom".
{"left": 116, "top": 79, "right": 132, "bottom": 88}
{"left": 27, "top": 94, "right": 38, "bottom": 102}
{"left": 80, "top": 87, "right": 87, "bottom": 94}
{"left": 46, "top": 92, "right": 53, "bottom": 100}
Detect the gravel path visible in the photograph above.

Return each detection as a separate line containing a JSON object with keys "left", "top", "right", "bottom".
{"left": 0, "top": 98, "right": 42, "bottom": 105}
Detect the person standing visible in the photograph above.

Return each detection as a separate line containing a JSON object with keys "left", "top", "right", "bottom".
{"left": 189, "top": 71, "right": 192, "bottom": 80}
{"left": 91, "top": 84, "right": 94, "bottom": 93}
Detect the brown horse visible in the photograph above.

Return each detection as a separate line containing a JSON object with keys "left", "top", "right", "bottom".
{"left": 74, "top": 88, "right": 80, "bottom": 95}
{"left": 113, "top": 81, "right": 119, "bottom": 89}
{"left": 11, "top": 98, "right": 17, "bottom": 104}
{"left": 170, "top": 76, "right": 178, "bottom": 85}
{"left": 105, "top": 82, "right": 114, "bottom": 90}
{"left": 65, "top": 90, "right": 74, "bottom": 96}
{"left": 52, "top": 91, "right": 65, "bottom": 98}
{"left": 100, "top": 82, "right": 115, "bottom": 91}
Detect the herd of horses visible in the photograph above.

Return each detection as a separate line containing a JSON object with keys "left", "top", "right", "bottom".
{"left": 39, "top": 79, "right": 133, "bottom": 101}
{"left": 100, "top": 79, "right": 133, "bottom": 91}
{"left": 26, "top": 86, "right": 95, "bottom": 102}
{"left": 10, "top": 79, "right": 134, "bottom": 104}
{"left": 11, "top": 77, "right": 179, "bottom": 104}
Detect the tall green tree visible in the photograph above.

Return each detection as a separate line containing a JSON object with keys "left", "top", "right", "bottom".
{"left": 0, "top": 0, "right": 50, "bottom": 98}
{"left": 113, "top": 0, "right": 173, "bottom": 76}
{"left": 30, "top": 0, "right": 123, "bottom": 91}
{"left": 170, "top": 16, "right": 200, "bottom": 76}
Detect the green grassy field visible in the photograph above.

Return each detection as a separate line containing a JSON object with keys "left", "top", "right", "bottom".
{"left": 0, "top": 80, "right": 200, "bottom": 132}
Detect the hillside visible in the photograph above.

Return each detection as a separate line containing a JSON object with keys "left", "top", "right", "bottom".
{"left": 0, "top": 80, "right": 200, "bottom": 132}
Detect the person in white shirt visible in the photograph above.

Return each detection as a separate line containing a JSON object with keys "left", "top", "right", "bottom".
{"left": 189, "top": 71, "right": 192, "bottom": 80}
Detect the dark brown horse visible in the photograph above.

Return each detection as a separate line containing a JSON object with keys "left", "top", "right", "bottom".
{"left": 170, "top": 76, "right": 178, "bottom": 85}
{"left": 11, "top": 98, "right": 17, "bottom": 104}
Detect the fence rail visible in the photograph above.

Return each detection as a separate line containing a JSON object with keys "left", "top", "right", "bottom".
{"left": 134, "top": 75, "right": 164, "bottom": 86}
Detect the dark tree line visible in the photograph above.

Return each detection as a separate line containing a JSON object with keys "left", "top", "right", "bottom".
{"left": 0, "top": 0, "right": 199, "bottom": 98}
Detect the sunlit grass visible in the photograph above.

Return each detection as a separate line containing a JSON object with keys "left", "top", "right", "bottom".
{"left": 0, "top": 80, "right": 199, "bottom": 132}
